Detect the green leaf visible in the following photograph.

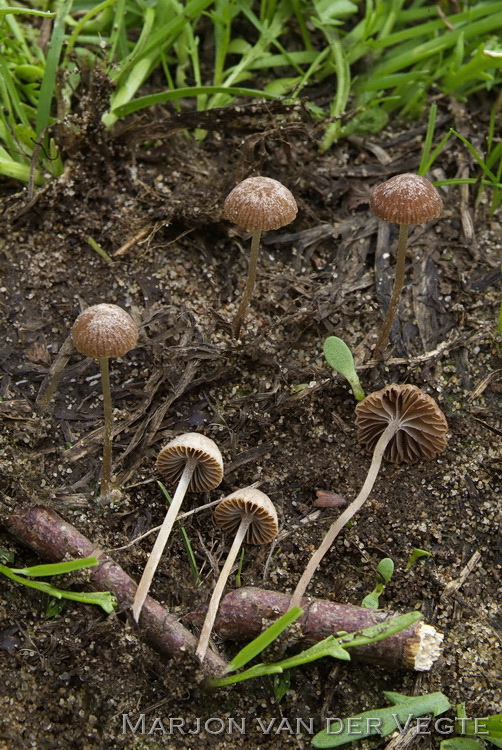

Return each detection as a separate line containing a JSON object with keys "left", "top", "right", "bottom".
{"left": 0, "top": 562, "right": 116, "bottom": 614}
{"left": 406, "top": 548, "right": 432, "bottom": 569}
{"left": 360, "top": 589, "right": 380, "bottom": 609}
{"left": 223, "top": 607, "right": 303, "bottom": 674}
{"left": 462, "top": 714, "right": 502, "bottom": 745}
{"left": 273, "top": 671, "right": 291, "bottom": 702}
{"left": 361, "top": 558, "right": 394, "bottom": 609}
{"left": 376, "top": 557, "right": 394, "bottom": 583}
{"left": 36, "top": 0, "right": 74, "bottom": 136}
{"left": 312, "top": 691, "right": 452, "bottom": 748}
{"left": 210, "top": 611, "right": 422, "bottom": 688}
{"left": 0, "top": 7, "right": 55, "bottom": 18}
{"left": 111, "top": 85, "right": 278, "bottom": 118}
{"left": 323, "top": 337, "right": 365, "bottom": 401}
{"left": 10, "top": 557, "right": 99, "bottom": 577}
{"left": 441, "top": 739, "right": 485, "bottom": 750}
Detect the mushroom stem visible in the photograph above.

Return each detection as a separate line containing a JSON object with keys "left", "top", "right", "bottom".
{"left": 290, "top": 419, "right": 399, "bottom": 609}
{"left": 373, "top": 222, "right": 409, "bottom": 361}
{"left": 99, "top": 356, "right": 113, "bottom": 499}
{"left": 132, "top": 456, "right": 198, "bottom": 622}
{"left": 196, "top": 513, "right": 254, "bottom": 663}
{"left": 232, "top": 229, "right": 262, "bottom": 338}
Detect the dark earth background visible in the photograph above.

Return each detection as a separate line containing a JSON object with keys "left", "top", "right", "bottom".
{"left": 0, "top": 73, "right": 500, "bottom": 749}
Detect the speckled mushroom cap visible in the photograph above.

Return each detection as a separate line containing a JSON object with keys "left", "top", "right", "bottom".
{"left": 223, "top": 176, "right": 298, "bottom": 232}
{"left": 72, "top": 303, "right": 138, "bottom": 358}
{"left": 214, "top": 487, "right": 278, "bottom": 545}
{"left": 369, "top": 173, "right": 443, "bottom": 225}
{"left": 156, "top": 433, "right": 224, "bottom": 493}
{"left": 355, "top": 384, "right": 448, "bottom": 464}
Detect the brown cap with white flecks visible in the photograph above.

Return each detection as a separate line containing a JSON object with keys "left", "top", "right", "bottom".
{"left": 224, "top": 176, "right": 298, "bottom": 232}
{"left": 369, "top": 173, "right": 443, "bottom": 225}
{"left": 72, "top": 303, "right": 138, "bottom": 358}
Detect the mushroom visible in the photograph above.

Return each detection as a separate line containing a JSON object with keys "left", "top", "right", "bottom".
{"left": 290, "top": 384, "right": 448, "bottom": 608}
{"left": 369, "top": 173, "right": 443, "bottom": 360}
{"left": 72, "top": 303, "right": 138, "bottom": 498}
{"left": 195, "top": 486, "right": 278, "bottom": 663}
{"left": 223, "top": 176, "right": 298, "bottom": 338}
{"left": 132, "top": 433, "right": 223, "bottom": 623}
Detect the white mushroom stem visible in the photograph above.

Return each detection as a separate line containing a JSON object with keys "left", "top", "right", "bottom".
{"left": 99, "top": 356, "right": 113, "bottom": 499}
{"left": 196, "top": 513, "right": 254, "bottom": 663}
{"left": 373, "top": 222, "right": 409, "bottom": 360}
{"left": 290, "top": 419, "right": 400, "bottom": 609}
{"left": 232, "top": 229, "right": 262, "bottom": 338}
{"left": 132, "top": 456, "right": 198, "bottom": 622}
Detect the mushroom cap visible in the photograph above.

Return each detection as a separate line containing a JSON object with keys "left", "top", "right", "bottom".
{"left": 355, "top": 384, "right": 448, "bottom": 464}
{"left": 214, "top": 487, "right": 278, "bottom": 545}
{"left": 369, "top": 173, "right": 443, "bottom": 225}
{"left": 156, "top": 433, "right": 224, "bottom": 493}
{"left": 223, "top": 176, "right": 298, "bottom": 232}
{"left": 72, "top": 303, "right": 138, "bottom": 359}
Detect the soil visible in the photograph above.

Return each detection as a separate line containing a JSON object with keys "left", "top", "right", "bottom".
{"left": 0, "top": 86, "right": 500, "bottom": 750}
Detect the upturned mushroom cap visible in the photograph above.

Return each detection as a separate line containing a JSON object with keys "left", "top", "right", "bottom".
{"left": 355, "top": 384, "right": 448, "bottom": 463}
{"left": 224, "top": 176, "right": 298, "bottom": 232}
{"left": 214, "top": 487, "right": 278, "bottom": 545}
{"left": 369, "top": 173, "right": 443, "bottom": 225}
{"left": 72, "top": 303, "right": 138, "bottom": 358}
{"left": 156, "top": 433, "right": 224, "bottom": 493}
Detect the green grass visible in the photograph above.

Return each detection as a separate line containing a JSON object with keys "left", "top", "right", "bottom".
{"left": 1, "top": 0, "right": 501, "bottom": 185}
{"left": 420, "top": 100, "right": 502, "bottom": 215}
{"left": 0, "top": 556, "right": 116, "bottom": 613}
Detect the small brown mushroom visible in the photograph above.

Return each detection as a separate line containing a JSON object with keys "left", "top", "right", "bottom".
{"left": 290, "top": 385, "right": 448, "bottom": 608}
{"left": 195, "top": 487, "right": 278, "bottom": 663}
{"left": 72, "top": 303, "right": 138, "bottom": 498}
{"left": 132, "top": 433, "right": 224, "bottom": 623}
{"left": 355, "top": 383, "right": 449, "bottom": 463}
{"left": 224, "top": 176, "right": 297, "bottom": 337}
{"left": 369, "top": 173, "right": 442, "bottom": 360}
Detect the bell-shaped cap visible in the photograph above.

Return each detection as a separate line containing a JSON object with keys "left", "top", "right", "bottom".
{"left": 214, "top": 487, "right": 278, "bottom": 545}
{"left": 72, "top": 303, "right": 138, "bottom": 358}
{"left": 369, "top": 173, "right": 442, "bottom": 225}
{"left": 156, "top": 433, "right": 224, "bottom": 493}
{"left": 224, "top": 176, "right": 297, "bottom": 232}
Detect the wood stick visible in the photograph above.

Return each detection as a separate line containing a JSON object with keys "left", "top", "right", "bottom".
{"left": 3, "top": 505, "right": 227, "bottom": 678}
{"left": 189, "top": 588, "right": 443, "bottom": 672}
{"left": 2, "top": 506, "right": 443, "bottom": 673}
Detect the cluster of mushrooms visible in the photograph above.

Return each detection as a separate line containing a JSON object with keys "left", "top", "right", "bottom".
{"left": 43, "top": 171, "right": 449, "bottom": 663}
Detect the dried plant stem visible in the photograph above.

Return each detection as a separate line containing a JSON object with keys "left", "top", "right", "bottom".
{"left": 132, "top": 457, "right": 197, "bottom": 622}
{"left": 36, "top": 333, "right": 75, "bottom": 411}
{"left": 373, "top": 222, "right": 409, "bottom": 361}
{"left": 232, "top": 229, "right": 261, "bottom": 338}
{"left": 196, "top": 514, "right": 253, "bottom": 663}
{"left": 290, "top": 420, "right": 399, "bottom": 609}
{"left": 99, "top": 356, "right": 113, "bottom": 499}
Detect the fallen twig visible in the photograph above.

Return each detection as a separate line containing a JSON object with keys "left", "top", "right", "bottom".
{"left": 3, "top": 506, "right": 443, "bottom": 674}
{"left": 3, "top": 505, "right": 227, "bottom": 678}
{"left": 189, "top": 588, "right": 443, "bottom": 672}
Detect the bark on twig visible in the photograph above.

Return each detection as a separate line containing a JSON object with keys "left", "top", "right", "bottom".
{"left": 3, "top": 506, "right": 442, "bottom": 674}
{"left": 3, "top": 506, "right": 227, "bottom": 678}
{"left": 189, "top": 588, "right": 443, "bottom": 671}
